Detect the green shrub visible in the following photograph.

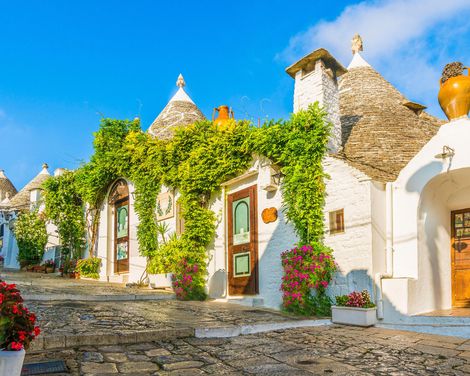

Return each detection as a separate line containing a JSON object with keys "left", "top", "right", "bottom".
{"left": 14, "top": 211, "right": 48, "bottom": 266}
{"left": 75, "top": 257, "right": 101, "bottom": 279}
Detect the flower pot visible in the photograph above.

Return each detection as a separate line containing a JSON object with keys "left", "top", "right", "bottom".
{"left": 0, "top": 349, "right": 26, "bottom": 376}
{"left": 45, "top": 267, "right": 54, "bottom": 274}
{"left": 149, "top": 273, "right": 173, "bottom": 289}
{"left": 331, "top": 306, "right": 377, "bottom": 327}
{"left": 438, "top": 68, "right": 470, "bottom": 120}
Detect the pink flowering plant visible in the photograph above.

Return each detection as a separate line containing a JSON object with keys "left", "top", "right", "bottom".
{"left": 281, "top": 243, "right": 336, "bottom": 316}
{"left": 171, "top": 258, "right": 207, "bottom": 301}
{"left": 335, "top": 290, "right": 375, "bottom": 308}
{"left": 0, "top": 279, "right": 41, "bottom": 351}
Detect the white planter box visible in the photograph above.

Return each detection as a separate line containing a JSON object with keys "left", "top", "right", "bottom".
{"left": 0, "top": 349, "right": 25, "bottom": 376}
{"left": 331, "top": 306, "right": 377, "bottom": 327}
{"left": 149, "top": 273, "right": 173, "bottom": 289}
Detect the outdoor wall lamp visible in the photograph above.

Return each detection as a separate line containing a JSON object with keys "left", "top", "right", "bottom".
{"left": 271, "top": 171, "right": 285, "bottom": 186}
{"left": 434, "top": 145, "right": 455, "bottom": 160}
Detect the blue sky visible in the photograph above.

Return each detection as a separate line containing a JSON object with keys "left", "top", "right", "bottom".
{"left": 1, "top": 0, "right": 470, "bottom": 189}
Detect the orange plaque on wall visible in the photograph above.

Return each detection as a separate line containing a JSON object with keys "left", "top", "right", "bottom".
{"left": 261, "top": 207, "right": 278, "bottom": 224}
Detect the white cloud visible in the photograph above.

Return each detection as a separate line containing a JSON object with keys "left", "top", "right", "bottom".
{"left": 278, "top": 0, "right": 470, "bottom": 117}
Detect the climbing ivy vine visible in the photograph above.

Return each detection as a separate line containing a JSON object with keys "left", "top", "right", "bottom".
{"left": 42, "top": 103, "right": 330, "bottom": 298}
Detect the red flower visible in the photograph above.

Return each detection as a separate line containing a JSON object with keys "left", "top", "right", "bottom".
{"left": 33, "top": 326, "right": 41, "bottom": 336}
{"left": 18, "top": 331, "right": 27, "bottom": 341}
{"left": 10, "top": 342, "right": 23, "bottom": 351}
{"left": 12, "top": 304, "right": 20, "bottom": 315}
{"left": 28, "top": 313, "right": 36, "bottom": 323}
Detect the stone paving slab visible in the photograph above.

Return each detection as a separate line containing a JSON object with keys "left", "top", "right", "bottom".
{"left": 25, "top": 325, "right": 470, "bottom": 375}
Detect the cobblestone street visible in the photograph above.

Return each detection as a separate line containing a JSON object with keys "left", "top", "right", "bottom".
{"left": 26, "top": 325, "right": 470, "bottom": 375}
{"left": 5, "top": 271, "right": 470, "bottom": 374}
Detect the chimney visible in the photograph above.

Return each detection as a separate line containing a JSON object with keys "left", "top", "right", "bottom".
{"left": 54, "top": 168, "right": 65, "bottom": 177}
{"left": 286, "top": 48, "right": 347, "bottom": 153}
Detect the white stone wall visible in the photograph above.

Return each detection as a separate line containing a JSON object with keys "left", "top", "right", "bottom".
{"left": 323, "top": 156, "right": 375, "bottom": 297}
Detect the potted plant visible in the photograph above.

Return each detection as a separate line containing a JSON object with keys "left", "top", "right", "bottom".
{"left": 0, "top": 280, "right": 41, "bottom": 375}
{"left": 43, "top": 260, "right": 55, "bottom": 274}
{"left": 332, "top": 290, "right": 377, "bottom": 327}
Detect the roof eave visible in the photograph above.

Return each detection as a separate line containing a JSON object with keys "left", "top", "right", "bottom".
{"left": 286, "top": 48, "right": 348, "bottom": 78}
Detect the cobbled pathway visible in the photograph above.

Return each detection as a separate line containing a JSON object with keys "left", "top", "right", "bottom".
{"left": 26, "top": 325, "right": 470, "bottom": 375}
{"left": 27, "top": 299, "right": 302, "bottom": 339}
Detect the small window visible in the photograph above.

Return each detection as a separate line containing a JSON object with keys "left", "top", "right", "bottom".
{"left": 329, "top": 209, "right": 344, "bottom": 234}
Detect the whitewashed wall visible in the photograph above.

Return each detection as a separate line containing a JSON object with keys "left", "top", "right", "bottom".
{"left": 323, "top": 156, "right": 375, "bottom": 297}
{"left": 382, "top": 117, "right": 470, "bottom": 318}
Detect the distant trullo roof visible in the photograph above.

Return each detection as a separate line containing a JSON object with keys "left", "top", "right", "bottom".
{"left": 7, "top": 163, "right": 51, "bottom": 210}
{"left": 148, "top": 74, "right": 205, "bottom": 138}
{"left": 0, "top": 169, "right": 17, "bottom": 204}
{"left": 337, "top": 42, "right": 443, "bottom": 182}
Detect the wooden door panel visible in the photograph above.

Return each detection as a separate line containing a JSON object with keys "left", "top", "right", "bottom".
{"left": 227, "top": 185, "right": 258, "bottom": 295}
{"left": 451, "top": 209, "right": 470, "bottom": 306}
{"left": 454, "top": 270, "right": 470, "bottom": 306}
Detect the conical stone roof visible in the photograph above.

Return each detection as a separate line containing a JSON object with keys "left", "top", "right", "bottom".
{"left": 337, "top": 52, "right": 443, "bottom": 182}
{"left": 8, "top": 164, "right": 51, "bottom": 210}
{"left": 148, "top": 74, "right": 205, "bottom": 139}
{"left": 0, "top": 169, "right": 17, "bottom": 204}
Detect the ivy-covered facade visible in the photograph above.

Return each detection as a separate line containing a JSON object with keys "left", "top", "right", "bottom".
{"left": 80, "top": 74, "right": 331, "bottom": 309}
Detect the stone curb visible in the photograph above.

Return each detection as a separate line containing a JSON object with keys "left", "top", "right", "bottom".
{"left": 29, "top": 328, "right": 195, "bottom": 351}
{"left": 194, "top": 319, "right": 332, "bottom": 338}
{"left": 23, "top": 293, "right": 175, "bottom": 302}
{"left": 29, "top": 319, "right": 332, "bottom": 352}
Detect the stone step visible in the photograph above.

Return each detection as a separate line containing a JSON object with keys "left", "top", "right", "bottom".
{"left": 29, "top": 327, "right": 195, "bottom": 351}
{"left": 377, "top": 323, "right": 470, "bottom": 339}
{"left": 195, "top": 318, "right": 332, "bottom": 338}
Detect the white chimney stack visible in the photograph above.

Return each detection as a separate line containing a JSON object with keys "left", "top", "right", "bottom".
{"left": 286, "top": 48, "right": 347, "bottom": 153}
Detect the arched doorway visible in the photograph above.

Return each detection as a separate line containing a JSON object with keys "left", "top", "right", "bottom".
{"left": 109, "top": 179, "right": 129, "bottom": 274}
{"left": 417, "top": 168, "right": 470, "bottom": 310}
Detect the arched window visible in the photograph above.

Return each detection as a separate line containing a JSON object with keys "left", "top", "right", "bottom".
{"left": 109, "top": 179, "right": 129, "bottom": 273}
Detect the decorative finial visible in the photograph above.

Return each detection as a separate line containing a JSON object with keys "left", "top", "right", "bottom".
{"left": 176, "top": 74, "right": 186, "bottom": 89}
{"left": 42, "top": 163, "right": 49, "bottom": 170}
{"left": 351, "top": 34, "right": 363, "bottom": 55}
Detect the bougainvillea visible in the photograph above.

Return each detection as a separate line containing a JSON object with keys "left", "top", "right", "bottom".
{"left": 281, "top": 243, "right": 336, "bottom": 315}
{"left": 0, "top": 280, "right": 40, "bottom": 351}
{"left": 171, "top": 258, "right": 206, "bottom": 301}
{"left": 335, "top": 290, "right": 375, "bottom": 308}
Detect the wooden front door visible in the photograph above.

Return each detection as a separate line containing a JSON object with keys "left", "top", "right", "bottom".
{"left": 227, "top": 185, "right": 258, "bottom": 295}
{"left": 451, "top": 209, "right": 470, "bottom": 307}
{"left": 114, "top": 198, "right": 130, "bottom": 274}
